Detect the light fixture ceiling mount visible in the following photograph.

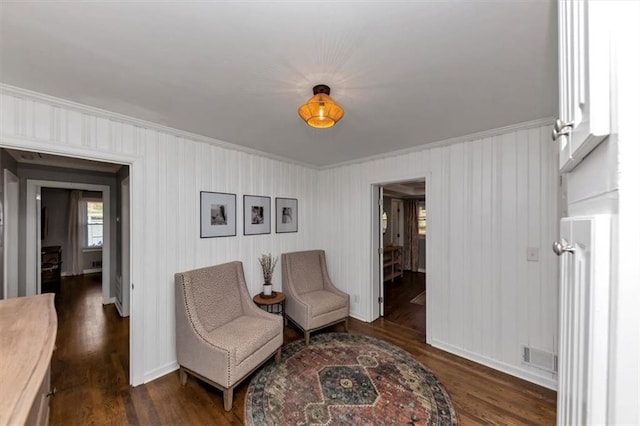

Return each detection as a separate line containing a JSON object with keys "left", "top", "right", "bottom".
{"left": 298, "top": 84, "right": 344, "bottom": 129}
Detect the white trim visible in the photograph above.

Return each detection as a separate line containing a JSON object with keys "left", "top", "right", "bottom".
{"left": 83, "top": 268, "right": 103, "bottom": 274}
{"left": 105, "top": 296, "right": 117, "bottom": 305}
{"left": 0, "top": 134, "right": 136, "bottom": 166}
{"left": 348, "top": 313, "right": 369, "bottom": 323}
{"left": 82, "top": 247, "right": 103, "bottom": 253}
{"left": 143, "top": 361, "right": 180, "bottom": 384}
{"left": 1, "top": 84, "right": 553, "bottom": 171}
{"left": 26, "top": 179, "right": 111, "bottom": 304}
{"left": 3, "top": 169, "right": 19, "bottom": 299}
{"left": 0, "top": 84, "right": 315, "bottom": 170}
{"left": 431, "top": 338, "right": 558, "bottom": 390}
{"left": 322, "top": 117, "right": 554, "bottom": 170}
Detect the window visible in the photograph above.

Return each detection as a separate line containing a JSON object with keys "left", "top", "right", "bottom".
{"left": 86, "top": 201, "right": 103, "bottom": 247}
{"left": 418, "top": 202, "right": 426, "bottom": 236}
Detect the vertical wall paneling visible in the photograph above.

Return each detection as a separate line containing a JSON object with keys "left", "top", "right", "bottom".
{"left": 1, "top": 85, "right": 559, "bottom": 390}
{"left": 0, "top": 89, "right": 318, "bottom": 386}
{"left": 317, "top": 123, "right": 559, "bottom": 389}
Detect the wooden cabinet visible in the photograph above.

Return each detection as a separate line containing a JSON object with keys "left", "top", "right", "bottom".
{"left": 555, "top": 0, "right": 611, "bottom": 172}
{"left": 41, "top": 246, "right": 62, "bottom": 294}
{"left": 383, "top": 245, "right": 403, "bottom": 282}
{"left": 0, "top": 294, "right": 57, "bottom": 425}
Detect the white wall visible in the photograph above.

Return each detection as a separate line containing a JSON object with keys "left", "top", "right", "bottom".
{"left": 0, "top": 86, "right": 319, "bottom": 385}
{"left": 317, "top": 122, "right": 560, "bottom": 388}
{"left": 0, "top": 84, "right": 563, "bottom": 390}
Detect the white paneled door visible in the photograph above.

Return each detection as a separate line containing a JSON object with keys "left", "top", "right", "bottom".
{"left": 556, "top": 215, "right": 612, "bottom": 425}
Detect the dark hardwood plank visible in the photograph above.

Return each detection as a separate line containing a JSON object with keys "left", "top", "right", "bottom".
{"left": 49, "top": 273, "right": 556, "bottom": 425}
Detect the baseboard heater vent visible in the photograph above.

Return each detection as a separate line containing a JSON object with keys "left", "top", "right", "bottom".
{"left": 522, "top": 345, "right": 558, "bottom": 373}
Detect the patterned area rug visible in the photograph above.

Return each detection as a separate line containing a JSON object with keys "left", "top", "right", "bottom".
{"left": 245, "top": 333, "right": 457, "bottom": 425}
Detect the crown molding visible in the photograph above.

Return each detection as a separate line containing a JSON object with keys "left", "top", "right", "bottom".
{"left": 0, "top": 83, "right": 317, "bottom": 170}
{"left": 2, "top": 84, "right": 554, "bottom": 172}
{"left": 320, "top": 117, "right": 555, "bottom": 170}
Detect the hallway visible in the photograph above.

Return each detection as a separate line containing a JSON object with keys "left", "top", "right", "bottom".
{"left": 50, "top": 274, "right": 129, "bottom": 424}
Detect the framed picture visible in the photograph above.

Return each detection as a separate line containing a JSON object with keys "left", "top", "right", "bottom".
{"left": 276, "top": 197, "right": 298, "bottom": 233}
{"left": 200, "top": 191, "right": 236, "bottom": 238}
{"left": 244, "top": 195, "right": 271, "bottom": 235}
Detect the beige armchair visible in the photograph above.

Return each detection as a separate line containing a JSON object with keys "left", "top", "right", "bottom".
{"left": 282, "top": 250, "right": 349, "bottom": 345}
{"left": 175, "top": 261, "right": 282, "bottom": 411}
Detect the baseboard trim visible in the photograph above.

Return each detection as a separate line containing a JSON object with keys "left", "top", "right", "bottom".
{"left": 143, "top": 361, "right": 180, "bottom": 385}
{"left": 430, "top": 338, "right": 557, "bottom": 390}
{"left": 103, "top": 296, "right": 116, "bottom": 305}
{"left": 83, "top": 268, "right": 103, "bottom": 274}
{"left": 348, "top": 312, "right": 369, "bottom": 323}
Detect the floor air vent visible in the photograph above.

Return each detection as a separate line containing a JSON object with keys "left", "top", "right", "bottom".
{"left": 522, "top": 345, "right": 558, "bottom": 373}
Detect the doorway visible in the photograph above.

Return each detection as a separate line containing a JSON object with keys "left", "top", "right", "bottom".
{"left": 1, "top": 144, "right": 137, "bottom": 383}
{"left": 27, "top": 180, "right": 111, "bottom": 301}
{"left": 373, "top": 179, "right": 427, "bottom": 336}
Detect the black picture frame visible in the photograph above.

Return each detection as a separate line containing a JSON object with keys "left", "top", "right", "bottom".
{"left": 275, "top": 197, "right": 298, "bottom": 233}
{"left": 243, "top": 195, "right": 271, "bottom": 235}
{"left": 200, "top": 191, "right": 236, "bottom": 238}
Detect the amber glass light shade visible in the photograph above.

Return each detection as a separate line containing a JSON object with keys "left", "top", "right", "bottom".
{"left": 298, "top": 84, "right": 344, "bottom": 129}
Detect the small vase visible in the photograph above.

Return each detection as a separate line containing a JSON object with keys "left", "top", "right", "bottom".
{"left": 263, "top": 283, "right": 273, "bottom": 296}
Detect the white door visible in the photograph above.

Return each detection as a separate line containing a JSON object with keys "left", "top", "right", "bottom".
{"left": 121, "top": 177, "right": 130, "bottom": 317}
{"left": 556, "top": 215, "right": 612, "bottom": 425}
{"left": 378, "top": 187, "right": 384, "bottom": 316}
{"left": 3, "top": 170, "right": 19, "bottom": 298}
{"left": 555, "top": 0, "right": 611, "bottom": 172}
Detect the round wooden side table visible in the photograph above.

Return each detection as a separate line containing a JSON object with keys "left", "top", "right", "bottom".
{"left": 253, "top": 292, "right": 287, "bottom": 329}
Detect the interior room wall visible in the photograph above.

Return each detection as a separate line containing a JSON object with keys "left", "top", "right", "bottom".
{"left": 317, "top": 122, "right": 560, "bottom": 388}
{"left": 0, "top": 88, "right": 319, "bottom": 385}
{"left": 40, "top": 187, "right": 70, "bottom": 268}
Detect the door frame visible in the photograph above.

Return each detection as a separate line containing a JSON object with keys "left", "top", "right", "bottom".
{"left": 371, "top": 174, "right": 431, "bottom": 342}
{"left": 119, "top": 176, "right": 130, "bottom": 317}
{"left": 3, "top": 169, "right": 19, "bottom": 298}
{"left": 0, "top": 136, "right": 143, "bottom": 385}
{"left": 26, "top": 179, "right": 111, "bottom": 302}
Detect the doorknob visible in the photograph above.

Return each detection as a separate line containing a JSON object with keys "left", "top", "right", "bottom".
{"left": 554, "top": 118, "right": 574, "bottom": 132}
{"left": 552, "top": 127, "right": 571, "bottom": 141}
{"left": 552, "top": 241, "right": 574, "bottom": 256}
{"left": 552, "top": 119, "right": 575, "bottom": 141}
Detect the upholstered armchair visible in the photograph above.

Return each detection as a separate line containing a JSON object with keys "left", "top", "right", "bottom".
{"left": 175, "top": 261, "right": 283, "bottom": 411}
{"left": 281, "top": 250, "right": 349, "bottom": 345}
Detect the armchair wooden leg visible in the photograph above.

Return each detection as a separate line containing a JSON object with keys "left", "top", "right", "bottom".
{"left": 305, "top": 330, "right": 310, "bottom": 346}
{"left": 344, "top": 317, "right": 349, "bottom": 333}
{"left": 275, "top": 347, "right": 282, "bottom": 363}
{"left": 179, "top": 367, "right": 188, "bottom": 385}
{"left": 223, "top": 387, "right": 233, "bottom": 412}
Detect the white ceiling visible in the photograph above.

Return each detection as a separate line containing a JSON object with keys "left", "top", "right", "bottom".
{"left": 0, "top": 1, "right": 558, "bottom": 167}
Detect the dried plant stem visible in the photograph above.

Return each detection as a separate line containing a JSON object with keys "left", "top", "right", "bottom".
{"left": 259, "top": 253, "right": 278, "bottom": 284}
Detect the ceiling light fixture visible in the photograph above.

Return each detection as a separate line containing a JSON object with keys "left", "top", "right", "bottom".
{"left": 297, "top": 84, "right": 344, "bottom": 129}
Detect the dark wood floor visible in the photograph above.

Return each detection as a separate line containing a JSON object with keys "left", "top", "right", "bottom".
{"left": 50, "top": 274, "right": 556, "bottom": 425}
{"left": 383, "top": 271, "right": 426, "bottom": 336}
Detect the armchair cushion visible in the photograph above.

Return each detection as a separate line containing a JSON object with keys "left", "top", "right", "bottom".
{"left": 208, "top": 314, "right": 281, "bottom": 365}
{"left": 301, "top": 290, "right": 348, "bottom": 317}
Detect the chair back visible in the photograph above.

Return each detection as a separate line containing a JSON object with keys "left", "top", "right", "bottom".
{"left": 176, "top": 261, "right": 245, "bottom": 332}
{"left": 282, "top": 250, "right": 326, "bottom": 295}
